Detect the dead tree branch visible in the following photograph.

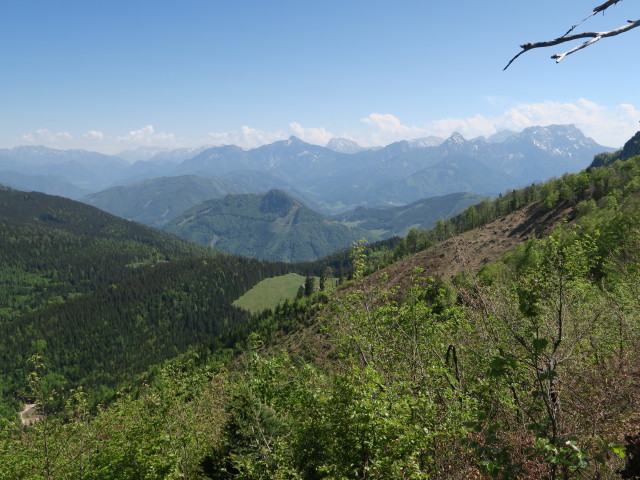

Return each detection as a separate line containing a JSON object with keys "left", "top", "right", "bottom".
{"left": 563, "top": 0, "right": 625, "bottom": 36}
{"left": 504, "top": 0, "right": 639, "bottom": 70}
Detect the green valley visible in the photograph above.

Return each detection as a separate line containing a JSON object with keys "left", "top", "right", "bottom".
{"left": 331, "top": 191, "right": 484, "bottom": 237}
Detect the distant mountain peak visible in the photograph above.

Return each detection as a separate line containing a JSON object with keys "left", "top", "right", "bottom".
{"left": 407, "top": 136, "right": 445, "bottom": 148}
{"left": 163, "top": 190, "right": 363, "bottom": 262}
{"left": 116, "top": 146, "right": 169, "bottom": 163}
{"left": 259, "top": 189, "right": 299, "bottom": 215}
{"left": 10, "top": 145, "right": 57, "bottom": 154}
{"left": 484, "top": 130, "right": 518, "bottom": 143}
{"left": 515, "top": 124, "right": 598, "bottom": 153}
{"left": 442, "top": 132, "right": 466, "bottom": 148}
{"left": 286, "top": 136, "right": 305, "bottom": 146}
{"left": 521, "top": 124, "right": 584, "bottom": 139}
{"left": 326, "top": 137, "right": 363, "bottom": 154}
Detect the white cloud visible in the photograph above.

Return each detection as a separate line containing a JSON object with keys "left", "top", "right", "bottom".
{"left": 208, "top": 125, "right": 288, "bottom": 149}
{"left": 207, "top": 122, "right": 337, "bottom": 149}
{"left": 83, "top": 130, "right": 104, "bottom": 141}
{"left": 116, "top": 125, "right": 180, "bottom": 147}
{"left": 14, "top": 99, "right": 638, "bottom": 155}
{"left": 288, "top": 122, "right": 334, "bottom": 146}
{"left": 355, "top": 100, "right": 638, "bottom": 148}
{"left": 20, "top": 129, "right": 73, "bottom": 144}
{"left": 425, "top": 114, "right": 497, "bottom": 139}
{"left": 496, "top": 100, "right": 639, "bottom": 147}
{"left": 360, "top": 113, "right": 430, "bottom": 145}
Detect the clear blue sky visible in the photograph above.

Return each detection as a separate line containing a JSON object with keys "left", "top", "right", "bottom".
{"left": 0, "top": 0, "right": 638, "bottom": 153}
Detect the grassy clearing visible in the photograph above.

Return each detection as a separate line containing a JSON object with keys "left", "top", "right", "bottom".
{"left": 233, "top": 273, "right": 307, "bottom": 314}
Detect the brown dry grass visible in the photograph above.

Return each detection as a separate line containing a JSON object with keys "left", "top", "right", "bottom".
{"left": 369, "top": 201, "right": 572, "bottom": 293}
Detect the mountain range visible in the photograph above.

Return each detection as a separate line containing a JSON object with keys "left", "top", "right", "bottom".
{"left": 0, "top": 125, "right": 613, "bottom": 214}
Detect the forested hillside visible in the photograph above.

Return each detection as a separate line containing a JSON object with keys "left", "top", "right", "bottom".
{"left": 3, "top": 145, "right": 640, "bottom": 478}
{"left": 0, "top": 188, "right": 320, "bottom": 417}
{"left": 0, "top": 187, "right": 209, "bottom": 320}
{"left": 81, "top": 175, "right": 242, "bottom": 227}
{"left": 164, "top": 190, "right": 368, "bottom": 262}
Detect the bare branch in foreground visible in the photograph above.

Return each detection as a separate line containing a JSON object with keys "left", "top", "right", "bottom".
{"left": 504, "top": 19, "right": 640, "bottom": 70}
{"left": 562, "top": 0, "right": 624, "bottom": 37}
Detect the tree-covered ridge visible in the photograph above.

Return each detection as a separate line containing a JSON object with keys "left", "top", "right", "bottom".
{"left": 81, "top": 175, "right": 242, "bottom": 228}
{"left": 0, "top": 188, "right": 209, "bottom": 321}
{"left": 389, "top": 137, "right": 640, "bottom": 262}
{"left": 590, "top": 131, "right": 640, "bottom": 168}
{"left": 193, "top": 152, "right": 640, "bottom": 478}
{"left": 164, "top": 189, "right": 369, "bottom": 262}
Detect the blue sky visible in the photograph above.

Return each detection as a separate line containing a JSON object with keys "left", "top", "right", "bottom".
{"left": 1, "top": 0, "right": 638, "bottom": 153}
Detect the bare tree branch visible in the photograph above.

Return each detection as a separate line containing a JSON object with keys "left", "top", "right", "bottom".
{"left": 594, "top": 0, "right": 625, "bottom": 15}
{"left": 504, "top": 0, "right": 639, "bottom": 70}
{"left": 553, "top": 20, "right": 640, "bottom": 62}
{"left": 562, "top": 0, "right": 623, "bottom": 36}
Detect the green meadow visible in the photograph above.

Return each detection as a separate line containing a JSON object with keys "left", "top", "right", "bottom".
{"left": 233, "top": 273, "right": 308, "bottom": 313}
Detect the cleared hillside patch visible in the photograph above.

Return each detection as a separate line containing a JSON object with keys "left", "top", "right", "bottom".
{"left": 233, "top": 273, "right": 308, "bottom": 313}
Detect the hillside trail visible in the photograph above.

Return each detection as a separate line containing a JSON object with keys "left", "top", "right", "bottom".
{"left": 20, "top": 403, "right": 43, "bottom": 426}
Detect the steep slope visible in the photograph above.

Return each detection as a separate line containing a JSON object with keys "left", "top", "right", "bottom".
{"left": 589, "top": 130, "right": 640, "bottom": 167}
{"left": 0, "top": 255, "right": 292, "bottom": 402}
{"left": 3, "top": 147, "right": 640, "bottom": 478}
{"left": 377, "top": 201, "right": 571, "bottom": 292}
{"left": 164, "top": 189, "right": 367, "bottom": 262}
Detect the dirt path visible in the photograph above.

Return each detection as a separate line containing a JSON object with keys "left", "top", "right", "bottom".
{"left": 20, "top": 403, "right": 43, "bottom": 426}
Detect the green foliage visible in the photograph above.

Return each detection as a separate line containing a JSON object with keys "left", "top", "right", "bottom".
{"left": 0, "top": 189, "right": 340, "bottom": 415}
{"left": 303, "top": 275, "right": 315, "bottom": 297}
{"left": 163, "top": 190, "right": 368, "bottom": 263}
{"left": 5, "top": 153, "right": 640, "bottom": 478}
{"left": 391, "top": 152, "right": 640, "bottom": 263}
{"left": 1, "top": 355, "right": 227, "bottom": 480}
